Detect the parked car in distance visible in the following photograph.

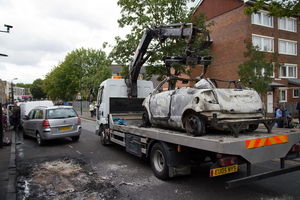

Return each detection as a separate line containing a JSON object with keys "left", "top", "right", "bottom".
{"left": 22, "top": 106, "right": 81, "bottom": 145}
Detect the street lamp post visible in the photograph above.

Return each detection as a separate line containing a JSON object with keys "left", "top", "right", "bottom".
{"left": 0, "top": 24, "right": 13, "bottom": 33}
{"left": 11, "top": 78, "right": 18, "bottom": 104}
{"left": 72, "top": 63, "right": 82, "bottom": 115}
{"left": 0, "top": 24, "right": 13, "bottom": 58}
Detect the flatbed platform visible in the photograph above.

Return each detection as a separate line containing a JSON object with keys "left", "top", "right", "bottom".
{"left": 110, "top": 114, "right": 300, "bottom": 164}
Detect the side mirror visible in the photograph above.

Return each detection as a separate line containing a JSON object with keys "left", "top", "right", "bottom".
{"left": 23, "top": 115, "right": 28, "bottom": 120}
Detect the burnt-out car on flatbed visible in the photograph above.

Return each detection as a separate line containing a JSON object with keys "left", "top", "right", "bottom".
{"left": 142, "top": 76, "right": 264, "bottom": 136}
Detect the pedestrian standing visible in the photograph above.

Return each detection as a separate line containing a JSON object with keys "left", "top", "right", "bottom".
{"left": 89, "top": 103, "right": 94, "bottom": 117}
{"left": 296, "top": 100, "right": 300, "bottom": 127}
{"left": 12, "top": 102, "right": 20, "bottom": 131}
{"left": 2, "top": 104, "right": 7, "bottom": 129}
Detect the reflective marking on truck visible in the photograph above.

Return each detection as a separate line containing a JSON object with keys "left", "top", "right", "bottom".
{"left": 246, "top": 135, "right": 288, "bottom": 149}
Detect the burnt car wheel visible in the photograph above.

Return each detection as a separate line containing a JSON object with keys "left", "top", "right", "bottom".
{"left": 142, "top": 111, "right": 151, "bottom": 127}
{"left": 248, "top": 124, "right": 259, "bottom": 132}
{"left": 185, "top": 115, "right": 205, "bottom": 136}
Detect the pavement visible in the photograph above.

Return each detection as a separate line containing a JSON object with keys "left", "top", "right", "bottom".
{"left": 0, "top": 111, "right": 94, "bottom": 200}
{"left": 0, "top": 128, "right": 16, "bottom": 200}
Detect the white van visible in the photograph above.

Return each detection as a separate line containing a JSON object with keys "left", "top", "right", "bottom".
{"left": 18, "top": 101, "right": 54, "bottom": 125}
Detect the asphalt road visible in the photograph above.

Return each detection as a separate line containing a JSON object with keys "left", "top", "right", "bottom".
{"left": 15, "top": 119, "right": 300, "bottom": 200}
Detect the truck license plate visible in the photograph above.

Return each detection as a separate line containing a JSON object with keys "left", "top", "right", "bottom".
{"left": 210, "top": 164, "right": 238, "bottom": 177}
{"left": 59, "top": 126, "right": 71, "bottom": 131}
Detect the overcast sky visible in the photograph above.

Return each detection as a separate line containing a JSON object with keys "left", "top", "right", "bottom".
{"left": 0, "top": 0, "right": 132, "bottom": 84}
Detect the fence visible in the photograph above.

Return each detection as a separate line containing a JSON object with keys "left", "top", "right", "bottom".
{"left": 72, "top": 101, "right": 90, "bottom": 112}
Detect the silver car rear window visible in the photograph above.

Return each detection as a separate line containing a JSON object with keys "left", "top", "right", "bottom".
{"left": 47, "top": 108, "right": 77, "bottom": 119}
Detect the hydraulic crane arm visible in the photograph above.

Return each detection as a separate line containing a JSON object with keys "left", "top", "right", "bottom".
{"left": 126, "top": 23, "right": 211, "bottom": 98}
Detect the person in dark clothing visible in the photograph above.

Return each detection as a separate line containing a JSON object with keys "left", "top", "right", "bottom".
{"left": 296, "top": 100, "right": 300, "bottom": 126}
{"left": 12, "top": 102, "right": 20, "bottom": 131}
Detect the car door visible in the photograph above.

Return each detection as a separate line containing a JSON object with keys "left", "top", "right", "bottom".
{"left": 23, "top": 109, "right": 36, "bottom": 136}
{"left": 149, "top": 90, "right": 173, "bottom": 119}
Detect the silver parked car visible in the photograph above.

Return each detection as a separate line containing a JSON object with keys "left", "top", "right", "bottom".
{"left": 22, "top": 106, "right": 81, "bottom": 145}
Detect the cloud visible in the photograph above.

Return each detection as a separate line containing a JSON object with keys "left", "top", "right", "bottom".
{"left": 0, "top": 0, "right": 130, "bottom": 84}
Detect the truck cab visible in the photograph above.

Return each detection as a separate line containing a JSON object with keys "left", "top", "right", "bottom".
{"left": 95, "top": 77, "right": 153, "bottom": 137}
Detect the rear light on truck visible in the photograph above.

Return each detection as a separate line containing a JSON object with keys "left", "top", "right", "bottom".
{"left": 42, "top": 120, "right": 50, "bottom": 128}
{"left": 289, "top": 144, "right": 300, "bottom": 153}
{"left": 219, "top": 156, "right": 237, "bottom": 167}
{"left": 78, "top": 117, "right": 81, "bottom": 124}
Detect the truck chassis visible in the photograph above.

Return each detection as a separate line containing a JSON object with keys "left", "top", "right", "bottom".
{"left": 95, "top": 113, "right": 300, "bottom": 188}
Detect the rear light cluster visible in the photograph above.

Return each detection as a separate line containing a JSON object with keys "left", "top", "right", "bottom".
{"left": 289, "top": 143, "right": 300, "bottom": 153}
{"left": 78, "top": 117, "right": 81, "bottom": 124}
{"left": 217, "top": 154, "right": 237, "bottom": 167}
{"left": 42, "top": 120, "right": 50, "bottom": 128}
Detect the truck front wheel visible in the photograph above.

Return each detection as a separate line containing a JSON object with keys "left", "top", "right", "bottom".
{"left": 100, "top": 127, "right": 109, "bottom": 146}
{"left": 150, "top": 143, "right": 169, "bottom": 180}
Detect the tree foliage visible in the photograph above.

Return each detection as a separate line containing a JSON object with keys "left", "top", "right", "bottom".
{"left": 244, "top": 0, "right": 300, "bottom": 18}
{"left": 16, "top": 83, "right": 31, "bottom": 88}
{"left": 30, "top": 79, "right": 46, "bottom": 100}
{"left": 110, "top": 0, "right": 213, "bottom": 84}
{"left": 237, "top": 40, "right": 274, "bottom": 96}
{"left": 42, "top": 48, "right": 112, "bottom": 101}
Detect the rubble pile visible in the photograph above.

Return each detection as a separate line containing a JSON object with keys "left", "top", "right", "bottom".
{"left": 16, "top": 157, "right": 120, "bottom": 200}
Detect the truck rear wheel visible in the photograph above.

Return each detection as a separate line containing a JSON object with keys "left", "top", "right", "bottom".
{"left": 185, "top": 115, "right": 205, "bottom": 136}
{"left": 150, "top": 143, "right": 169, "bottom": 180}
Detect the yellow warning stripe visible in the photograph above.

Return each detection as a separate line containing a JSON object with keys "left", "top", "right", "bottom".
{"left": 246, "top": 135, "right": 288, "bottom": 149}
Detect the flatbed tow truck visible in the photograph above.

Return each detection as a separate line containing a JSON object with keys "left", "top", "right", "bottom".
{"left": 104, "top": 112, "right": 300, "bottom": 189}
{"left": 95, "top": 23, "right": 300, "bottom": 188}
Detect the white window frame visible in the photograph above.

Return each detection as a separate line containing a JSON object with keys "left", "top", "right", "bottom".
{"left": 279, "top": 89, "right": 287, "bottom": 102}
{"left": 293, "top": 89, "right": 299, "bottom": 98}
{"left": 279, "top": 63, "right": 298, "bottom": 79}
{"left": 278, "top": 39, "right": 297, "bottom": 56}
{"left": 255, "top": 63, "right": 275, "bottom": 78}
{"left": 251, "top": 10, "right": 273, "bottom": 28}
{"left": 278, "top": 17, "right": 297, "bottom": 33}
{"left": 252, "top": 34, "right": 274, "bottom": 52}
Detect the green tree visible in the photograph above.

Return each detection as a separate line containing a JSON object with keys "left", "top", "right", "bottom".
{"left": 42, "top": 47, "right": 112, "bottom": 101}
{"left": 110, "top": 0, "right": 212, "bottom": 89}
{"left": 244, "top": 0, "right": 300, "bottom": 18}
{"left": 237, "top": 40, "right": 274, "bottom": 96}
{"left": 30, "top": 79, "right": 46, "bottom": 100}
{"left": 16, "top": 83, "right": 31, "bottom": 88}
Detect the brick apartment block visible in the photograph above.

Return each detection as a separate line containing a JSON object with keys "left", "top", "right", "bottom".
{"left": 193, "top": 0, "right": 300, "bottom": 115}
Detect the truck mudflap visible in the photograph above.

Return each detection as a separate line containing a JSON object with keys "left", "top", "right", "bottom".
{"left": 222, "top": 143, "right": 300, "bottom": 189}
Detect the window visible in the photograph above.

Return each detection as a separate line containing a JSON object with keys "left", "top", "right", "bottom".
{"left": 279, "top": 89, "right": 287, "bottom": 102}
{"left": 293, "top": 89, "right": 299, "bottom": 98}
{"left": 254, "top": 63, "right": 275, "bottom": 78}
{"left": 279, "top": 64, "right": 297, "bottom": 78}
{"left": 252, "top": 11, "right": 273, "bottom": 28}
{"left": 278, "top": 17, "right": 297, "bottom": 32}
{"left": 252, "top": 35, "right": 274, "bottom": 52}
{"left": 48, "top": 108, "right": 77, "bottom": 119}
{"left": 279, "top": 39, "right": 297, "bottom": 55}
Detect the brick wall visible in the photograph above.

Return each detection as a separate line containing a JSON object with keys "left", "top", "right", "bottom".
{"left": 202, "top": 5, "right": 250, "bottom": 87}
